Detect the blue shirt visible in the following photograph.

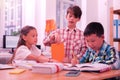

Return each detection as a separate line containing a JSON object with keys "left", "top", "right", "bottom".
{"left": 80, "top": 41, "right": 117, "bottom": 64}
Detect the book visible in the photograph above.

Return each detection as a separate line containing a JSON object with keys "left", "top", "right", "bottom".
{"left": 32, "top": 62, "right": 64, "bottom": 74}
{"left": 63, "top": 63, "right": 112, "bottom": 73}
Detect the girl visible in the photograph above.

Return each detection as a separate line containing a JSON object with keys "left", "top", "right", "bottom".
{"left": 12, "top": 25, "right": 55, "bottom": 63}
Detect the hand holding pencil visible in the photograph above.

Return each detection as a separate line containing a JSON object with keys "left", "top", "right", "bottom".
{"left": 71, "top": 52, "right": 79, "bottom": 66}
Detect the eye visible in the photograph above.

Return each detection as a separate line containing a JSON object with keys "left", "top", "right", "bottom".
{"left": 91, "top": 40, "right": 95, "bottom": 42}
{"left": 69, "top": 15, "right": 72, "bottom": 18}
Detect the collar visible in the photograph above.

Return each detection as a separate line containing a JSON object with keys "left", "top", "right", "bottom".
{"left": 88, "top": 41, "right": 107, "bottom": 54}
{"left": 66, "top": 27, "right": 77, "bottom": 32}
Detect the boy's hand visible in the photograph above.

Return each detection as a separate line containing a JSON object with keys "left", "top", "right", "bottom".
{"left": 54, "top": 33, "right": 61, "bottom": 43}
{"left": 71, "top": 58, "right": 79, "bottom": 66}
{"left": 71, "top": 52, "right": 79, "bottom": 66}
{"left": 49, "top": 33, "right": 61, "bottom": 43}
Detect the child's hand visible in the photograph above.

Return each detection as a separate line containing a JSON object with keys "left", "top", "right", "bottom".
{"left": 49, "top": 34, "right": 55, "bottom": 42}
{"left": 71, "top": 58, "right": 79, "bottom": 66}
{"left": 49, "top": 33, "right": 61, "bottom": 43}
{"left": 71, "top": 52, "right": 79, "bottom": 66}
{"left": 54, "top": 32, "right": 61, "bottom": 43}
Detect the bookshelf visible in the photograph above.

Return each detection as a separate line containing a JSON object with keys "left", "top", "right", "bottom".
{"left": 110, "top": 8, "right": 120, "bottom": 51}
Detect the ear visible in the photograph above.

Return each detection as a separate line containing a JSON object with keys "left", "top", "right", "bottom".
{"left": 77, "top": 18, "right": 80, "bottom": 22}
{"left": 101, "top": 35, "right": 104, "bottom": 39}
{"left": 22, "top": 35, "right": 27, "bottom": 41}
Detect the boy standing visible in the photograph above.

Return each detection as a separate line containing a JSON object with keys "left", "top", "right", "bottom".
{"left": 43, "top": 5, "right": 87, "bottom": 63}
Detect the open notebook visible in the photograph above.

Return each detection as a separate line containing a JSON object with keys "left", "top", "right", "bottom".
{"left": 63, "top": 63, "right": 112, "bottom": 73}
{"left": 0, "top": 64, "right": 15, "bottom": 70}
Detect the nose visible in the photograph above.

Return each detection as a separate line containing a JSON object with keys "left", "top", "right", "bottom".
{"left": 35, "top": 36, "right": 37, "bottom": 41}
{"left": 88, "top": 42, "right": 93, "bottom": 47}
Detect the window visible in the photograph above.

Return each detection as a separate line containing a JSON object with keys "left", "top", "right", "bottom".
{"left": 56, "top": 0, "right": 76, "bottom": 28}
{"left": 4, "top": 0, "right": 22, "bottom": 35}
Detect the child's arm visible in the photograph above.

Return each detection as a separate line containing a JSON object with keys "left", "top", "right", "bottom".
{"left": 26, "top": 54, "right": 49, "bottom": 62}
{"left": 26, "top": 54, "right": 58, "bottom": 63}
{"left": 43, "top": 31, "right": 61, "bottom": 46}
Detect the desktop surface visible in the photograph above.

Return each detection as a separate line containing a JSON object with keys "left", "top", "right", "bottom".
{"left": 0, "top": 68, "right": 120, "bottom": 80}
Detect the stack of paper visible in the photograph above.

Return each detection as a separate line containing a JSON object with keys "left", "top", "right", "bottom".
{"left": 0, "top": 64, "right": 15, "bottom": 70}
{"left": 32, "top": 62, "right": 64, "bottom": 74}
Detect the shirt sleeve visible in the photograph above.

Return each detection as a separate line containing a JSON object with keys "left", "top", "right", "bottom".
{"left": 112, "top": 51, "right": 120, "bottom": 69}
{"left": 31, "top": 45, "right": 41, "bottom": 56}
{"left": 99, "top": 48, "right": 117, "bottom": 64}
{"left": 80, "top": 49, "right": 90, "bottom": 63}
{"left": 77, "top": 33, "right": 87, "bottom": 59}
{"left": 14, "top": 45, "right": 31, "bottom": 60}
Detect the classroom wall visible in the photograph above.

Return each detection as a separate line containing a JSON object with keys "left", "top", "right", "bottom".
{"left": 0, "top": 0, "right": 119, "bottom": 49}
{"left": 81, "top": 0, "right": 110, "bottom": 43}
{"left": 46, "top": 0, "right": 56, "bottom": 21}
{"left": 113, "top": 0, "right": 120, "bottom": 10}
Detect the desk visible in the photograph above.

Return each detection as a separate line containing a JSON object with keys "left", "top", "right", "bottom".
{"left": 0, "top": 53, "right": 12, "bottom": 64}
{"left": 0, "top": 69, "right": 120, "bottom": 80}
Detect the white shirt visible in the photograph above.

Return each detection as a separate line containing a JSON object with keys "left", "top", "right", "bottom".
{"left": 14, "top": 45, "right": 41, "bottom": 61}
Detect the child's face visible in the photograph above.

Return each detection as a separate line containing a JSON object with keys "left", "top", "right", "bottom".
{"left": 66, "top": 13, "right": 80, "bottom": 28}
{"left": 85, "top": 34, "right": 104, "bottom": 51}
{"left": 23, "top": 29, "right": 38, "bottom": 46}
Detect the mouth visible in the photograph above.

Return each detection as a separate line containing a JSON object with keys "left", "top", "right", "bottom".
{"left": 69, "top": 21, "right": 74, "bottom": 24}
{"left": 34, "top": 41, "right": 37, "bottom": 43}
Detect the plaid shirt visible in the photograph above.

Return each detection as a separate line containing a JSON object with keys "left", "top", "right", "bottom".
{"left": 80, "top": 41, "right": 117, "bottom": 64}
{"left": 43, "top": 27, "right": 87, "bottom": 62}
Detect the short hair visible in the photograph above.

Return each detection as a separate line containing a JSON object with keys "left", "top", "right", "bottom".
{"left": 67, "top": 5, "right": 82, "bottom": 19}
{"left": 84, "top": 22, "right": 104, "bottom": 37}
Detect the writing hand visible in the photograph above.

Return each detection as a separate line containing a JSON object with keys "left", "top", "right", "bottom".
{"left": 71, "top": 52, "right": 79, "bottom": 66}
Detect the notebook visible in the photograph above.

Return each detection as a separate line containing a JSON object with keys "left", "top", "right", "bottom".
{"left": 63, "top": 63, "right": 112, "bottom": 73}
{"left": 0, "top": 64, "right": 15, "bottom": 70}
{"left": 51, "top": 43, "right": 65, "bottom": 62}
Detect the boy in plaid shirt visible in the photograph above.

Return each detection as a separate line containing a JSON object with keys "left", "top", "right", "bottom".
{"left": 43, "top": 5, "right": 87, "bottom": 63}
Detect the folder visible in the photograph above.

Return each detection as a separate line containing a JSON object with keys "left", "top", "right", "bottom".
{"left": 9, "top": 69, "right": 26, "bottom": 74}
{"left": 51, "top": 43, "right": 65, "bottom": 62}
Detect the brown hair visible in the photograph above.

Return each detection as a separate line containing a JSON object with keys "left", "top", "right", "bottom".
{"left": 67, "top": 5, "right": 82, "bottom": 19}
{"left": 17, "top": 25, "right": 36, "bottom": 48}
{"left": 8, "top": 25, "right": 36, "bottom": 64}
